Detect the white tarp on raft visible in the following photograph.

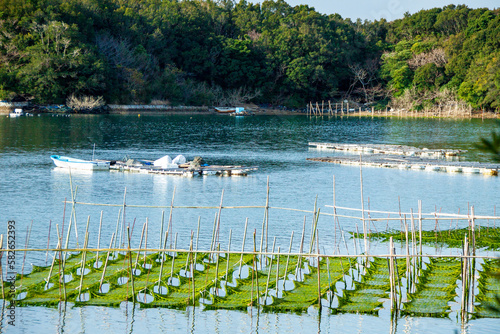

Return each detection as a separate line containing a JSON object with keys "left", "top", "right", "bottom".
{"left": 154, "top": 155, "right": 178, "bottom": 169}
{"left": 172, "top": 155, "right": 186, "bottom": 165}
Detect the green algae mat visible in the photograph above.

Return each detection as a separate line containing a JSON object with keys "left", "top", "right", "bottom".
{"left": 4, "top": 250, "right": 500, "bottom": 319}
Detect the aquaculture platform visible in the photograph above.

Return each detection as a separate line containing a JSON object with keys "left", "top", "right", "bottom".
{"left": 307, "top": 155, "right": 499, "bottom": 175}
{"left": 309, "top": 142, "right": 465, "bottom": 158}
{"left": 308, "top": 142, "right": 498, "bottom": 176}
{"left": 109, "top": 160, "right": 257, "bottom": 176}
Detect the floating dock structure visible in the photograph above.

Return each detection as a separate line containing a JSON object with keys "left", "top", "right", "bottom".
{"left": 308, "top": 142, "right": 498, "bottom": 176}
{"left": 108, "top": 160, "right": 257, "bottom": 177}
{"left": 307, "top": 155, "right": 499, "bottom": 176}
{"left": 309, "top": 142, "right": 465, "bottom": 158}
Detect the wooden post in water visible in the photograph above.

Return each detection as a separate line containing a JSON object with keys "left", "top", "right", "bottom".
{"left": 157, "top": 230, "right": 169, "bottom": 289}
{"left": 95, "top": 211, "right": 103, "bottom": 267}
{"left": 99, "top": 233, "right": 115, "bottom": 292}
{"left": 238, "top": 218, "right": 248, "bottom": 278}
{"left": 316, "top": 234, "right": 322, "bottom": 310}
{"left": 0, "top": 235, "right": 4, "bottom": 299}
{"left": 78, "top": 217, "right": 90, "bottom": 301}
{"left": 225, "top": 230, "right": 232, "bottom": 281}
{"left": 263, "top": 237, "right": 276, "bottom": 304}
{"left": 461, "top": 234, "right": 469, "bottom": 322}
{"left": 283, "top": 231, "right": 294, "bottom": 282}
{"left": 418, "top": 200, "right": 423, "bottom": 255}
{"left": 126, "top": 226, "right": 136, "bottom": 303}
{"left": 360, "top": 155, "right": 368, "bottom": 255}
{"left": 389, "top": 237, "right": 395, "bottom": 313}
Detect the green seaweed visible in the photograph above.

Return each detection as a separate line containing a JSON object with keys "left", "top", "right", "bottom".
{"left": 402, "top": 258, "right": 460, "bottom": 317}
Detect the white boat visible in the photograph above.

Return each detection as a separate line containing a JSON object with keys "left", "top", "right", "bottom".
{"left": 9, "top": 108, "right": 24, "bottom": 117}
{"left": 51, "top": 155, "right": 110, "bottom": 170}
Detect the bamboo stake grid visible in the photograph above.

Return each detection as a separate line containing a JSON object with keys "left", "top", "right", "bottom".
{"left": 2, "top": 176, "right": 500, "bottom": 320}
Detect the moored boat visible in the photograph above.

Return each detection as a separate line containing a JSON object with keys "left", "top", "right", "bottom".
{"left": 50, "top": 155, "right": 110, "bottom": 170}
{"left": 215, "top": 107, "right": 236, "bottom": 113}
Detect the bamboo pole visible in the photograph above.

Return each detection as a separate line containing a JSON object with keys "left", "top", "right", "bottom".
{"left": 224, "top": 230, "right": 232, "bottom": 281}
{"left": 95, "top": 211, "right": 103, "bottom": 267}
{"left": 126, "top": 227, "right": 136, "bottom": 303}
{"left": 169, "top": 233, "right": 178, "bottom": 282}
{"left": 20, "top": 220, "right": 33, "bottom": 287}
{"left": 282, "top": 231, "right": 294, "bottom": 282}
{"left": 265, "top": 177, "right": 270, "bottom": 253}
{"left": 316, "top": 233, "right": 321, "bottom": 310}
{"left": 263, "top": 237, "right": 276, "bottom": 304}
{"left": 119, "top": 187, "right": 127, "bottom": 249}
{"left": 157, "top": 231, "right": 169, "bottom": 289}
{"left": 77, "top": 217, "right": 90, "bottom": 301}
{"left": 194, "top": 217, "right": 201, "bottom": 266}
{"left": 215, "top": 190, "right": 225, "bottom": 248}
{"left": 0, "top": 235, "right": 4, "bottom": 299}
{"left": 190, "top": 235, "right": 196, "bottom": 306}
{"left": 45, "top": 220, "right": 52, "bottom": 266}
{"left": 113, "top": 208, "right": 121, "bottom": 251}
{"left": 45, "top": 226, "right": 61, "bottom": 290}
{"left": 99, "top": 233, "right": 115, "bottom": 292}
{"left": 142, "top": 218, "right": 149, "bottom": 268}
{"left": 275, "top": 247, "right": 280, "bottom": 296}
{"left": 418, "top": 200, "right": 423, "bottom": 255}
{"left": 167, "top": 187, "right": 176, "bottom": 249}
{"left": 68, "top": 171, "right": 79, "bottom": 247}
{"left": 158, "top": 211, "right": 165, "bottom": 250}
{"left": 389, "top": 237, "right": 395, "bottom": 313}
{"left": 134, "top": 223, "right": 146, "bottom": 273}
{"left": 360, "top": 155, "right": 368, "bottom": 255}
{"left": 238, "top": 218, "right": 248, "bottom": 278}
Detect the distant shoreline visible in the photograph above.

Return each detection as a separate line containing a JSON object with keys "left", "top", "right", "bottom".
{"left": 1, "top": 103, "right": 498, "bottom": 118}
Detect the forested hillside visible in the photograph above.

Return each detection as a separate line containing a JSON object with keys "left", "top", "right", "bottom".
{"left": 0, "top": 0, "right": 498, "bottom": 110}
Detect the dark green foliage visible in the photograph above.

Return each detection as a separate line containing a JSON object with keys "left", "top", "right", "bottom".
{"left": 0, "top": 1, "right": 498, "bottom": 109}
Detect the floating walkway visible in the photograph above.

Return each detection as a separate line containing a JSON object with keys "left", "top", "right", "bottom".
{"left": 309, "top": 142, "right": 465, "bottom": 158}
{"left": 308, "top": 142, "right": 498, "bottom": 176}
{"left": 307, "top": 155, "right": 499, "bottom": 176}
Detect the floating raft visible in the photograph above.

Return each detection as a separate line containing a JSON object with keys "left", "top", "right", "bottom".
{"left": 309, "top": 142, "right": 465, "bottom": 158}
{"left": 307, "top": 155, "right": 499, "bottom": 176}
{"left": 109, "top": 160, "right": 257, "bottom": 177}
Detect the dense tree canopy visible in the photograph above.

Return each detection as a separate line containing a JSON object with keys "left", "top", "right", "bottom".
{"left": 0, "top": 1, "right": 498, "bottom": 110}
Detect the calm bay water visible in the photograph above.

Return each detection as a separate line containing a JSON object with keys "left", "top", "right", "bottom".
{"left": 1, "top": 114, "right": 499, "bottom": 333}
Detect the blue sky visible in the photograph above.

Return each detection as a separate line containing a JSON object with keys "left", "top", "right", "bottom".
{"left": 281, "top": 0, "right": 499, "bottom": 21}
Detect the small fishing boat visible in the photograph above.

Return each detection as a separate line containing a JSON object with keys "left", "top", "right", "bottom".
{"left": 50, "top": 155, "right": 110, "bottom": 170}
{"left": 215, "top": 107, "right": 236, "bottom": 113}
{"left": 215, "top": 107, "right": 245, "bottom": 114}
